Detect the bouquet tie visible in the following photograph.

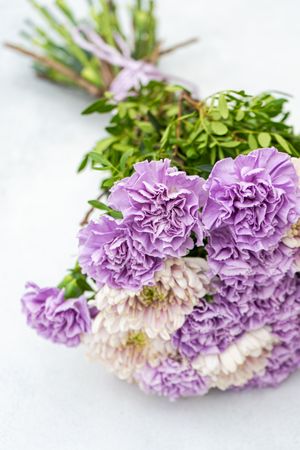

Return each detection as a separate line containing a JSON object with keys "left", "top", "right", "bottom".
{"left": 72, "top": 26, "right": 198, "bottom": 101}
{"left": 72, "top": 26, "right": 166, "bottom": 101}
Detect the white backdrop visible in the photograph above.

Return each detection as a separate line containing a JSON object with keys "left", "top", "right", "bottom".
{"left": 1, "top": 1, "right": 300, "bottom": 449}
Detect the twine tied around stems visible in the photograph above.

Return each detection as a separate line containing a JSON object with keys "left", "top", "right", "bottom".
{"left": 72, "top": 26, "right": 198, "bottom": 101}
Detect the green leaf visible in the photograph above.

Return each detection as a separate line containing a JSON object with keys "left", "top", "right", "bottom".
{"left": 106, "top": 210, "right": 123, "bottom": 219}
{"left": 211, "top": 121, "right": 228, "bottom": 136}
{"left": 88, "top": 200, "right": 123, "bottom": 219}
{"left": 273, "top": 133, "right": 292, "bottom": 154}
{"left": 77, "top": 154, "right": 89, "bottom": 172}
{"left": 164, "top": 85, "right": 183, "bottom": 93}
{"left": 218, "top": 147, "right": 225, "bottom": 159}
{"left": 76, "top": 277, "right": 94, "bottom": 292}
{"left": 221, "top": 141, "right": 241, "bottom": 148}
{"left": 248, "top": 134, "right": 258, "bottom": 150}
{"left": 76, "top": 276, "right": 94, "bottom": 292}
{"left": 89, "top": 152, "right": 109, "bottom": 165}
{"left": 218, "top": 94, "right": 229, "bottom": 119}
{"left": 196, "top": 164, "right": 213, "bottom": 173}
{"left": 120, "top": 149, "right": 134, "bottom": 171}
{"left": 236, "top": 110, "right": 245, "bottom": 121}
{"left": 88, "top": 200, "right": 108, "bottom": 210}
{"left": 210, "top": 111, "right": 221, "bottom": 121}
{"left": 93, "top": 137, "right": 118, "bottom": 154}
{"left": 82, "top": 99, "right": 116, "bottom": 115}
{"left": 160, "top": 123, "right": 173, "bottom": 148}
{"left": 101, "top": 178, "right": 115, "bottom": 189}
{"left": 210, "top": 146, "right": 217, "bottom": 165}
{"left": 81, "top": 66, "right": 101, "bottom": 86}
{"left": 147, "top": 111, "right": 162, "bottom": 133}
{"left": 136, "top": 121, "right": 153, "bottom": 133}
{"left": 186, "top": 149, "right": 197, "bottom": 158}
{"left": 64, "top": 279, "right": 82, "bottom": 300}
{"left": 58, "top": 274, "right": 73, "bottom": 289}
{"left": 113, "top": 143, "right": 134, "bottom": 152}
{"left": 258, "top": 132, "right": 271, "bottom": 147}
{"left": 55, "top": 0, "right": 76, "bottom": 24}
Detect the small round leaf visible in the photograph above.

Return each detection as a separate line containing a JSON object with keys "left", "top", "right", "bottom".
{"left": 211, "top": 121, "right": 228, "bottom": 136}
{"left": 258, "top": 132, "right": 271, "bottom": 147}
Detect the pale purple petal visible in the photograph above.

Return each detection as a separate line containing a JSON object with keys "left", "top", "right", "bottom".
{"left": 21, "top": 283, "right": 91, "bottom": 347}
{"left": 108, "top": 159, "right": 206, "bottom": 257}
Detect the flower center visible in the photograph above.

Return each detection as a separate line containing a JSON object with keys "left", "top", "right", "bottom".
{"left": 139, "top": 286, "right": 165, "bottom": 307}
{"left": 125, "top": 331, "right": 148, "bottom": 348}
{"left": 291, "top": 220, "right": 300, "bottom": 237}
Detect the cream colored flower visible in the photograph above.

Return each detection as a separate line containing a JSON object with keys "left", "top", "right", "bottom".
{"left": 282, "top": 158, "right": 300, "bottom": 248}
{"left": 292, "top": 157, "right": 300, "bottom": 186}
{"left": 283, "top": 220, "right": 300, "bottom": 249}
{"left": 83, "top": 312, "right": 173, "bottom": 382}
{"left": 283, "top": 158, "right": 300, "bottom": 248}
{"left": 93, "top": 257, "right": 211, "bottom": 340}
{"left": 192, "top": 327, "right": 278, "bottom": 390}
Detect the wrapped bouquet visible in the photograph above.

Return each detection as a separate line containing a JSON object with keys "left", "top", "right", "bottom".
{"left": 6, "top": 0, "right": 197, "bottom": 100}
{"left": 21, "top": 85, "right": 300, "bottom": 400}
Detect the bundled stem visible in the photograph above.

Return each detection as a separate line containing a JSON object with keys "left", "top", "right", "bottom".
{"left": 5, "top": 37, "right": 198, "bottom": 96}
{"left": 5, "top": 42, "right": 103, "bottom": 97}
{"left": 5, "top": 0, "right": 198, "bottom": 97}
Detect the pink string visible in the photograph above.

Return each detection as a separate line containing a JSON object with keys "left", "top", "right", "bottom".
{"left": 72, "top": 26, "right": 198, "bottom": 101}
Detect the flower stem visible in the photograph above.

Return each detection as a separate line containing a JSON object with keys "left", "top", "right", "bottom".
{"left": 4, "top": 42, "right": 103, "bottom": 97}
{"left": 159, "top": 37, "right": 199, "bottom": 57}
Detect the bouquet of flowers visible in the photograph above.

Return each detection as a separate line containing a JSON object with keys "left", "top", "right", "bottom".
{"left": 21, "top": 85, "right": 300, "bottom": 400}
{"left": 6, "top": 0, "right": 196, "bottom": 100}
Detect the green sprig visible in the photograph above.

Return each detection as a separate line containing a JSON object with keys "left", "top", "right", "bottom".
{"left": 79, "top": 83, "right": 300, "bottom": 191}
{"left": 58, "top": 263, "right": 95, "bottom": 300}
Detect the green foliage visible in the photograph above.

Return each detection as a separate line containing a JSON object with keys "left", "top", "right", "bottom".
{"left": 58, "top": 263, "right": 95, "bottom": 299}
{"left": 88, "top": 200, "right": 123, "bottom": 219}
{"left": 82, "top": 97, "right": 116, "bottom": 114}
{"left": 79, "top": 83, "right": 300, "bottom": 190}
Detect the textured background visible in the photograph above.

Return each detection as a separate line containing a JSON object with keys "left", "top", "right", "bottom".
{"left": 1, "top": 1, "right": 300, "bottom": 449}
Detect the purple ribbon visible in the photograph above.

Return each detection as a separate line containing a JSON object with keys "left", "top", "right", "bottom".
{"left": 72, "top": 26, "right": 198, "bottom": 101}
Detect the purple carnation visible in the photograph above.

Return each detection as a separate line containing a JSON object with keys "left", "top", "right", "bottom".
{"left": 21, "top": 283, "right": 91, "bottom": 347}
{"left": 207, "top": 226, "right": 295, "bottom": 282}
{"left": 78, "top": 215, "right": 163, "bottom": 290}
{"left": 248, "top": 343, "right": 300, "bottom": 388}
{"left": 202, "top": 148, "right": 300, "bottom": 251}
{"left": 172, "top": 298, "right": 243, "bottom": 360}
{"left": 207, "top": 227, "right": 252, "bottom": 278}
{"left": 136, "top": 358, "right": 209, "bottom": 400}
{"left": 108, "top": 159, "right": 206, "bottom": 257}
{"left": 217, "top": 280, "right": 274, "bottom": 331}
{"left": 218, "top": 274, "right": 300, "bottom": 332}
{"left": 250, "top": 275, "right": 300, "bottom": 327}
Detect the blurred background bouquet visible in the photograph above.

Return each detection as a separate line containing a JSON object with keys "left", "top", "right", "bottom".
{"left": 6, "top": 0, "right": 197, "bottom": 100}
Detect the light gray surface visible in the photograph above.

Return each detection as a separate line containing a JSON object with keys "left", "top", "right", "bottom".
{"left": 1, "top": 1, "right": 300, "bottom": 449}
